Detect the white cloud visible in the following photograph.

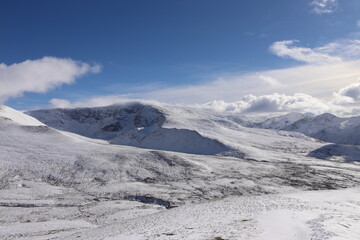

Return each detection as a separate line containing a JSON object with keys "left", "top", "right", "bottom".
{"left": 270, "top": 39, "right": 360, "bottom": 64}
{"left": 0, "top": 57, "right": 101, "bottom": 103}
{"left": 270, "top": 40, "right": 342, "bottom": 64}
{"left": 357, "top": 20, "right": 360, "bottom": 27}
{"left": 332, "top": 79, "right": 360, "bottom": 105}
{"left": 200, "top": 93, "right": 329, "bottom": 114}
{"left": 311, "top": 0, "right": 339, "bottom": 15}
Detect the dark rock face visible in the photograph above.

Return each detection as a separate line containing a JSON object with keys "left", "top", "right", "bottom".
{"left": 101, "top": 122, "right": 123, "bottom": 132}
{"left": 28, "top": 103, "right": 166, "bottom": 138}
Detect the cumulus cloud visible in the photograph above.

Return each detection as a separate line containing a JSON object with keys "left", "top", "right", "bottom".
{"left": 0, "top": 57, "right": 101, "bottom": 103}
{"left": 200, "top": 93, "right": 329, "bottom": 114}
{"left": 270, "top": 40, "right": 342, "bottom": 64}
{"left": 311, "top": 0, "right": 338, "bottom": 14}
{"left": 332, "top": 80, "right": 360, "bottom": 105}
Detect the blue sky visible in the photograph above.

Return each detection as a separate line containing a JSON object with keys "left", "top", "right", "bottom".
{"left": 1, "top": 0, "right": 360, "bottom": 114}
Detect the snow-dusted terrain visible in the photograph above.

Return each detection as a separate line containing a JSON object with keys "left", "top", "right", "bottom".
{"left": 253, "top": 112, "right": 360, "bottom": 145}
{"left": 1, "top": 103, "right": 360, "bottom": 239}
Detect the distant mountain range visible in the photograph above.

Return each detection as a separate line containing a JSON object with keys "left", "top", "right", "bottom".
{"left": 250, "top": 112, "right": 360, "bottom": 145}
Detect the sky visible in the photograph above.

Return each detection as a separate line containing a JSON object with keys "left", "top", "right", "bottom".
{"left": 1, "top": 0, "right": 360, "bottom": 115}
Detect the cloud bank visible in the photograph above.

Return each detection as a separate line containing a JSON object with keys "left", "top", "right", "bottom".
{"left": 49, "top": 89, "right": 359, "bottom": 116}
{"left": 0, "top": 57, "right": 101, "bottom": 103}
{"left": 199, "top": 93, "right": 329, "bottom": 114}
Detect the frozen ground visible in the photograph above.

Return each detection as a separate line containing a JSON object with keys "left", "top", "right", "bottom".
{"left": 2, "top": 185, "right": 360, "bottom": 240}
{"left": 77, "top": 187, "right": 360, "bottom": 240}
{"left": 1, "top": 103, "right": 360, "bottom": 239}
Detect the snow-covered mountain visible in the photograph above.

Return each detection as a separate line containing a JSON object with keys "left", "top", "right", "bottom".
{"left": 27, "top": 103, "right": 360, "bottom": 161}
{"left": 255, "top": 112, "right": 360, "bottom": 145}
{"left": 28, "top": 104, "right": 232, "bottom": 155}
{"left": 254, "top": 112, "right": 313, "bottom": 130}
{"left": 2, "top": 104, "right": 360, "bottom": 239}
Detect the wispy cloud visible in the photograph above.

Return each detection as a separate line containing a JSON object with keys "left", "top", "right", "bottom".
{"left": 357, "top": 20, "right": 360, "bottom": 27}
{"left": 310, "top": 0, "right": 339, "bottom": 15}
{"left": 270, "top": 39, "right": 360, "bottom": 64}
{"left": 316, "top": 39, "right": 360, "bottom": 60}
{"left": 0, "top": 57, "right": 101, "bottom": 103}
{"left": 259, "top": 75, "right": 282, "bottom": 87}
{"left": 269, "top": 40, "right": 342, "bottom": 64}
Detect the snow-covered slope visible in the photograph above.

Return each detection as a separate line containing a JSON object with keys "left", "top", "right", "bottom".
{"left": 255, "top": 112, "right": 312, "bottom": 130}
{"left": 73, "top": 187, "right": 360, "bottom": 240}
{"left": 255, "top": 112, "right": 360, "bottom": 145}
{"left": 2, "top": 105, "right": 360, "bottom": 239}
{"left": 0, "top": 105, "right": 43, "bottom": 126}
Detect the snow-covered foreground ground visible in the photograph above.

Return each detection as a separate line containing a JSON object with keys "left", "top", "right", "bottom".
{"left": 82, "top": 187, "right": 360, "bottom": 240}
{"left": 1, "top": 188, "right": 360, "bottom": 239}
{"left": 1, "top": 104, "right": 360, "bottom": 239}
